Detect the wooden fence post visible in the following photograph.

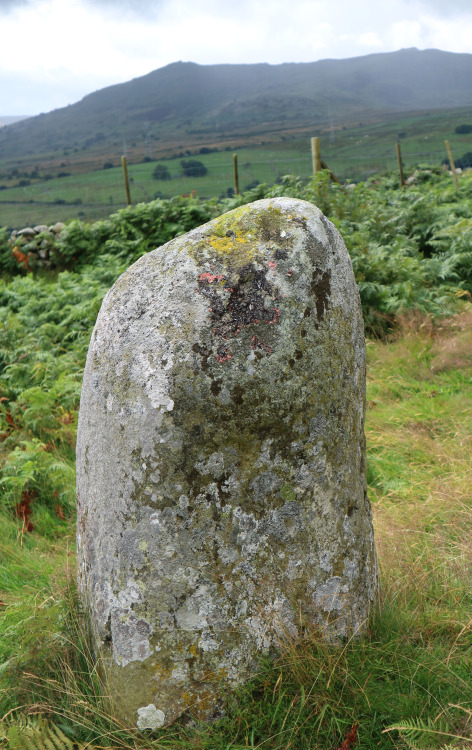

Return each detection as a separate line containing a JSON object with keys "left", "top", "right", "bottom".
{"left": 311, "top": 137, "right": 322, "bottom": 174}
{"left": 121, "top": 155, "right": 132, "bottom": 206}
{"left": 444, "top": 141, "right": 459, "bottom": 189}
{"left": 233, "top": 154, "right": 239, "bottom": 196}
{"left": 396, "top": 142, "right": 405, "bottom": 187}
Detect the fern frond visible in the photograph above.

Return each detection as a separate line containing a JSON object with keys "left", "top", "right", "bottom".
{"left": 1, "top": 716, "right": 94, "bottom": 750}
{"left": 385, "top": 714, "right": 471, "bottom": 747}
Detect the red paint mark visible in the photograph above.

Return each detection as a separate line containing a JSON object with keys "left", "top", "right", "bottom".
{"left": 287, "top": 269, "right": 294, "bottom": 276}
{"left": 266, "top": 307, "right": 280, "bottom": 325}
{"left": 224, "top": 287, "right": 234, "bottom": 293}
{"left": 268, "top": 261, "right": 276, "bottom": 269}
{"left": 198, "top": 273, "right": 224, "bottom": 283}
{"left": 215, "top": 351, "right": 232, "bottom": 363}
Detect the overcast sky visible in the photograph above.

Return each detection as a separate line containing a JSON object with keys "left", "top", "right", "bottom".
{"left": 1, "top": 0, "right": 472, "bottom": 116}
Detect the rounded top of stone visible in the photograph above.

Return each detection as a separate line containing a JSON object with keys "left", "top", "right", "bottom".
{"left": 178, "top": 197, "right": 324, "bottom": 270}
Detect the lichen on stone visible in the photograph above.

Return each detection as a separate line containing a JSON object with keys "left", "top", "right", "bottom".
{"left": 137, "top": 704, "right": 166, "bottom": 730}
{"left": 76, "top": 197, "right": 378, "bottom": 727}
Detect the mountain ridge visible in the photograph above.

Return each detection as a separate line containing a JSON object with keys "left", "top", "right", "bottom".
{"left": 1, "top": 47, "right": 472, "bottom": 168}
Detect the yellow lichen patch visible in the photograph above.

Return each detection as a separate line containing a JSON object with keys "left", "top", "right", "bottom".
{"left": 205, "top": 229, "right": 257, "bottom": 267}
{"left": 180, "top": 691, "right": 194, "bottom": 706}
{"left": 153, "top": 664, "right": 173, "bottom": 679}
{"left": 187, "top": 201, "right": 298, "bottom": 268}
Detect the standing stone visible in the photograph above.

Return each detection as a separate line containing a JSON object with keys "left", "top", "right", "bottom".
{"left": 76, "top": 197, "right": 378, "bottom": 728}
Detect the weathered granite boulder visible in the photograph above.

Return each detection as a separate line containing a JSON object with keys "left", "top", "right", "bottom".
{"left": 76, "top": 197, "right": 378, "bottom": 728}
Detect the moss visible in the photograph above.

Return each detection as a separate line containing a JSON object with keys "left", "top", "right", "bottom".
{"left": 280, "top": 485, "right": 297, "bottom": 503}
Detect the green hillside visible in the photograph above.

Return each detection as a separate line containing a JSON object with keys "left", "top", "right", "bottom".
{"left": 2, "top": 102, "right": 472, "bottom": 229}
{"left": 1, "top": 47, "right": 472, "bottom": 174}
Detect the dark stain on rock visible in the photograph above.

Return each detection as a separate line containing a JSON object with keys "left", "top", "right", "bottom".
{"left": 210, "top": 379, "right": 222, "bottom": 396}
{"left": 231, "top": 385, "right": 245, "bottom": 405}
{"left": 290, "top": 215, "right": 308, "bottom": 230}
{"left": 196, "top": 264, "right": 279, "bottom": 360}
{"left": 192, "top": 343, "right": 211, "bottom": 373}
{"left": 274, "top": 248, "right": 288, "bottom": 260}
{"left": 311, "top": 269, "right": 331, "bottom": 325}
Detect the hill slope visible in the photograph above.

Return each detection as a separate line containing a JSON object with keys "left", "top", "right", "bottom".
{"left": 1, "top": 47, "right": 472, "bottom": 167}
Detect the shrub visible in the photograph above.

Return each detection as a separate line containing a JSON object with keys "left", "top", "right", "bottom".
{"left": 455, "top": 123, "right": 472, "bottom": 134}
{"left": 181, "top": 159, "right": 207, "bottom": 177}
{"left": 152, "top": 163, "right": 171, "bottom": 181}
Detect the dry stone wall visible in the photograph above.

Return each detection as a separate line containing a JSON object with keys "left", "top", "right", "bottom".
{"left": 9, "top": 222, "right": 65, "bottom": 269}
{"left": 76, "top": 197, "right": 378, "bottom": 728}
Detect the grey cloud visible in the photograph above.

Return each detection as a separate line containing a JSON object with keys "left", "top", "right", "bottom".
{"left": 0, "top": 0, "right": 29, "bottom": 10}
{"left": 416, "top": 0, "right": 472, "bottom": 14}
{"left": 0, "top": 0, "right": 168, "bottom": 16}
{"left": 82, "top": 0, "right": 169, "bottom": 17}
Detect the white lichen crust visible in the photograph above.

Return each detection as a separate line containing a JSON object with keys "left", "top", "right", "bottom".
{"left": 76, "top": 197, "right": 378, "bottom": 726}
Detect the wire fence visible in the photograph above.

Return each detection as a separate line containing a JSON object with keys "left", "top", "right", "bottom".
{"left": 1, "top": 142, "right": 470, "bottom": 229}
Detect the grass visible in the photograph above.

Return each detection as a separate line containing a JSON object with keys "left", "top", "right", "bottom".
{"left": 1, "top": 308, "right": 472, "bottom": 748}
{"left": 2, "top": 104, "right": 472, "bottom": 227}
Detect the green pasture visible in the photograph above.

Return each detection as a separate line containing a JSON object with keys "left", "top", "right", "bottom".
{"left": 322, "top": 106, "right": 472, "bottom": 179}
{"left": 0, "top": 146, "right": 313, "bottom": 227}
{"left": 1, "top": 105, "right": 472, "bottom": 228}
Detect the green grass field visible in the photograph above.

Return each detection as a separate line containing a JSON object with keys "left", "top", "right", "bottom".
{"left": 1, "top": 105, "right": 472, "bottom": 228}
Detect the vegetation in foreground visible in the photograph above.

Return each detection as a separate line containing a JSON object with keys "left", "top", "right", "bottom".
{"left": 1, "top": 170, "right": 472, "bottom": 748}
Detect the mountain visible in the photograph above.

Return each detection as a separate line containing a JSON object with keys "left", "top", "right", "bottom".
{"left": 0, "top": 116, "right": 30, "bottom": 127}
{"left": 1, "top": 48, "right": 472, "bottom": 167}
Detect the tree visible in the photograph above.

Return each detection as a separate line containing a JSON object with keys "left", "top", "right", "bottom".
{"left": 181, "top": 159, "right": 207, "bottom": 177}
{"left": 455, "top": 124, "right": 472, "bottom": 135}
{"left": 152, "top": 164, "right": 171, "bottom": 181}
